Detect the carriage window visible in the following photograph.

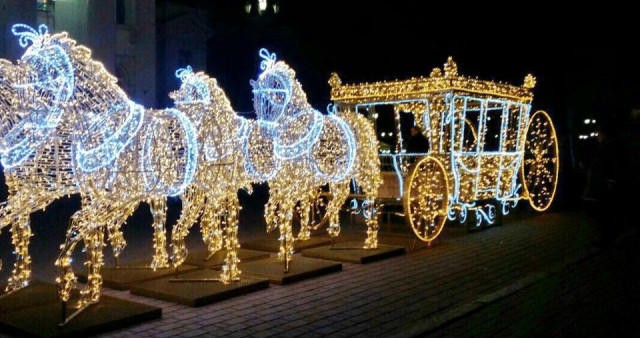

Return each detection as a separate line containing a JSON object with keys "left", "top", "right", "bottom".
{"left": 462, "top": 108, "right": 481, "bottom": 153}
{"left": 457, "top": 97, "right": 483, "bottom": 154}
{"left": 503, "top": 104, "right": 526, "bottom": 152}
{"left": 482, "top": 101, "right": 506, "bottom": 152}
{"left": 355, "top": 106, "right": 369, "bottom": 119}
{"left": 398, "top": 111, "right": 415, "bottom": 144}
{"left": 371, "top": 105, "right": 396, "bottom": 153}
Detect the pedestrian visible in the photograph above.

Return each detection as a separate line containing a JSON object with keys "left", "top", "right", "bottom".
{"left": 406, "top": 126, "right": 429, "bottom": 154}
{"left": 582, "top": 124, "right": 620, "bottom": 247}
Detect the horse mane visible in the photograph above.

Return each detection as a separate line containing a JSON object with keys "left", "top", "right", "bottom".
{"left": 271, "top": 60, "right": 312, "bottom": 115}
{"left": 49, "top": 31, "right": 129, "bottom": 102}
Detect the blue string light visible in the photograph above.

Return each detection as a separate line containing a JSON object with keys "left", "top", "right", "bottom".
{"left": 1, "top": 23, "right": 75, "bottom": 168}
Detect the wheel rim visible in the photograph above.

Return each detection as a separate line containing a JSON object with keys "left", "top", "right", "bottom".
{"left": 403, "top": 156, "right": 449, "bottom": 242}
{"left": 521, "top": 110, "right": 559, "bottom": 211}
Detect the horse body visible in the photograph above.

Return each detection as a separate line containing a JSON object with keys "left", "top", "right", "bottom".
{"left": 0, "top": 25, "right": 199, "bottom": 308}
{"left": 246, "top": 49, "right": 381, "bottom": 268}
{"left": 167, "top": 67, "right": 251, "bottom": 283}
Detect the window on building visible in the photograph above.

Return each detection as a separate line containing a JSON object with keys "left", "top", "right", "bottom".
{"left": 36, "top": 0, "right": 55, "bottom": 12}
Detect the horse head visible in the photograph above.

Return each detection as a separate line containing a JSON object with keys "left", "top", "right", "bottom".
{"left": 0, "top": 24, "right": 74, "bottom": 168}
{"left": 250, "top": 48, "right": 295, "bottom": 125}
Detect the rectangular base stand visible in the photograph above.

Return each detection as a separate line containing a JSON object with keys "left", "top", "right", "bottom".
{"left": 240, "top": 256, "right": 342, "bottom": 285}
{"left": 241, "top": 237, "right": 332, "bottom": 253}
{"left": 76, "top": 261, "right": 199, "bottom": 290}
{"left": 0, "top": 282, "right": 161, "bottom": 337}
{"left": 184, "top": 249, "right": 270, "bottom": 269}
{"left": 129, "top": 270, "right": 269, "bottom": 307}
{"left": 301, "top": 241, "right": 406, "bottom": 263}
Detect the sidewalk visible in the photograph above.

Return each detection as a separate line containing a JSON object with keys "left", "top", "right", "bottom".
{"left": 431, "top": 229, "right": 639, "bottom": 337}
{"left": 92, "top": 211, "right": 613, "bottom": 337}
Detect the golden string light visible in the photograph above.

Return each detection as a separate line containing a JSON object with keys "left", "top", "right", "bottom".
{"left": 331, "top": 57, "right": 559, "bottom": 241}
{"left": 250, "top": 49, "right": 381, "bottom": 270}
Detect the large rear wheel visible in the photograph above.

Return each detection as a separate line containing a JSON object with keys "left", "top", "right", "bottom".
{"left": 521, "top": 110, "right": 559, "bottom": 211}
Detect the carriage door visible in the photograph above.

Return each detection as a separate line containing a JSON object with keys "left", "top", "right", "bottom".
{"left": 363, "top": 104, "right": 401, "bottom": 199}
{"left": 497, "top": 102, "right": 530, "bottom": 199}
{"left": 475, "top": 99, "right": 507, "bottom": 200}
{"left": 453, "top": 96, "right": 483, "bottom": 203}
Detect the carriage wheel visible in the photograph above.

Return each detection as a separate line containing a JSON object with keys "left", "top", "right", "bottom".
{"left": 521, "top": 110, "right": 559, "bottom": 212}
{"left": 403, "top": 156, "right": 450, "bottom": 242}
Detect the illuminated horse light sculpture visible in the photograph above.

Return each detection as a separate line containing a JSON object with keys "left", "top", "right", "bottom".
{"left": 245, "top": 49, "right": 381, "bottom": 270}
{"left": 0, "top": 24, "right": 198, "bottom": 320}
{"left": 167, "top": 66, "right": 251, "bottom": 283}
{"left": 0, "top": 24, "right": 78, "bottom": 295}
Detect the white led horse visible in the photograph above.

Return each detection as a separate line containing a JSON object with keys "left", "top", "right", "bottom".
{"left": 0, "top": 24, "right": 198, "bottom": 319}
{"left": 0, "top": 25, "right": 78, "bottom": 294}
{"left": 246, "top": 49, "right": 381, "bottom": 270}
{"left": 167, "top": 66, "right": 251, "bottom": 283}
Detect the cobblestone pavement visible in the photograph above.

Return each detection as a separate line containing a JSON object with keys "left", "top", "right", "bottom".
{"left": 83, "top": 211, "right": 622, "bottom": 338}
{"left": 430, "top": 227, "right": 640, "bottom": 338}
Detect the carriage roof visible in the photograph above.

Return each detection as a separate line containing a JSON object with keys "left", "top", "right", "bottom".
{"left": 329, "top": 57, "right": 535, "bottom": 105}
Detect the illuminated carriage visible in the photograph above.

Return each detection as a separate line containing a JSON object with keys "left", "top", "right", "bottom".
{"left": 329, "top": 57, "right": 559, "bottom": 243}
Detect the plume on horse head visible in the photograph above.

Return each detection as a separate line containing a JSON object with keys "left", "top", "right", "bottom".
{"left": 250, "top": 48, "right": 311, "bottom": 125}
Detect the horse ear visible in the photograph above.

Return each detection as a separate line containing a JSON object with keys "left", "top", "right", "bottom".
{"left": 38, "top": 24, "right": 49, "bottom": 36}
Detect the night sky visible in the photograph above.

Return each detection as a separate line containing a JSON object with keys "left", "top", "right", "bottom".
{"left": 201, "top": 1, "right": 638, "bottom": 122}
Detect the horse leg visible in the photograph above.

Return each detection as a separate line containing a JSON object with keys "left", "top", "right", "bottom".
{"left": 327, "top": 181, "right": 350, "bottom": 239}
{"left": 171, "top": 187, "right": 205, "bottom": 267}
{"left": 219, "top": 198, "right": 240, "bottom": 283}
{"left": 363, "top": 201, "right": 379, "bottom": 249}
{"left": 56, "top": 206, "right": 88, "bottom": 304}
{"left": 77, "top": 223, "right": 105, "bottom": 308}
{"left": 149, "top": 198, "right": 169, "bottom": 269}
{"left": 4, "top": 215, "right": 32, "bottom": 293}
{"left": 105, "top": 202, "right": 138, "bottom": 267}
{"left": 200, "top": 198, "right": 223, "bottom": 256}
{"left": 106, "top": 219, "right": 126, "bottom": 266}
{"left": 277, "top": 201, "right": 295, "bottom": 272}
{"left": 297, "top": 194, "right": 311, "bottom": 241}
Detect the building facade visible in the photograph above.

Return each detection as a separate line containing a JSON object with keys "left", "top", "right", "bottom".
{"left": 0, "top": 0, "right": 209, "bottom": 108}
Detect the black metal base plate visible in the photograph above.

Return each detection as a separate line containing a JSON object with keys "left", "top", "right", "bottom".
{"left": 0, "top": 281, "right": 161, "bottom": 338}
{"left": 240, "top": 256, "right": 342, "bottom": 285}
{"left": 129, "top": 270, "right": 269, "bottom": 307}
{"left": 301, "top": 241, "right": 406, "bottom": 264}
{"left": 184, "top": 249, "right": 270, "bottom": 269}
{"left": 241, "top": 237, "right": 332, "bottom": 253}
{"left": 76, "top": 261, "right": 199, "bottom": 290}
